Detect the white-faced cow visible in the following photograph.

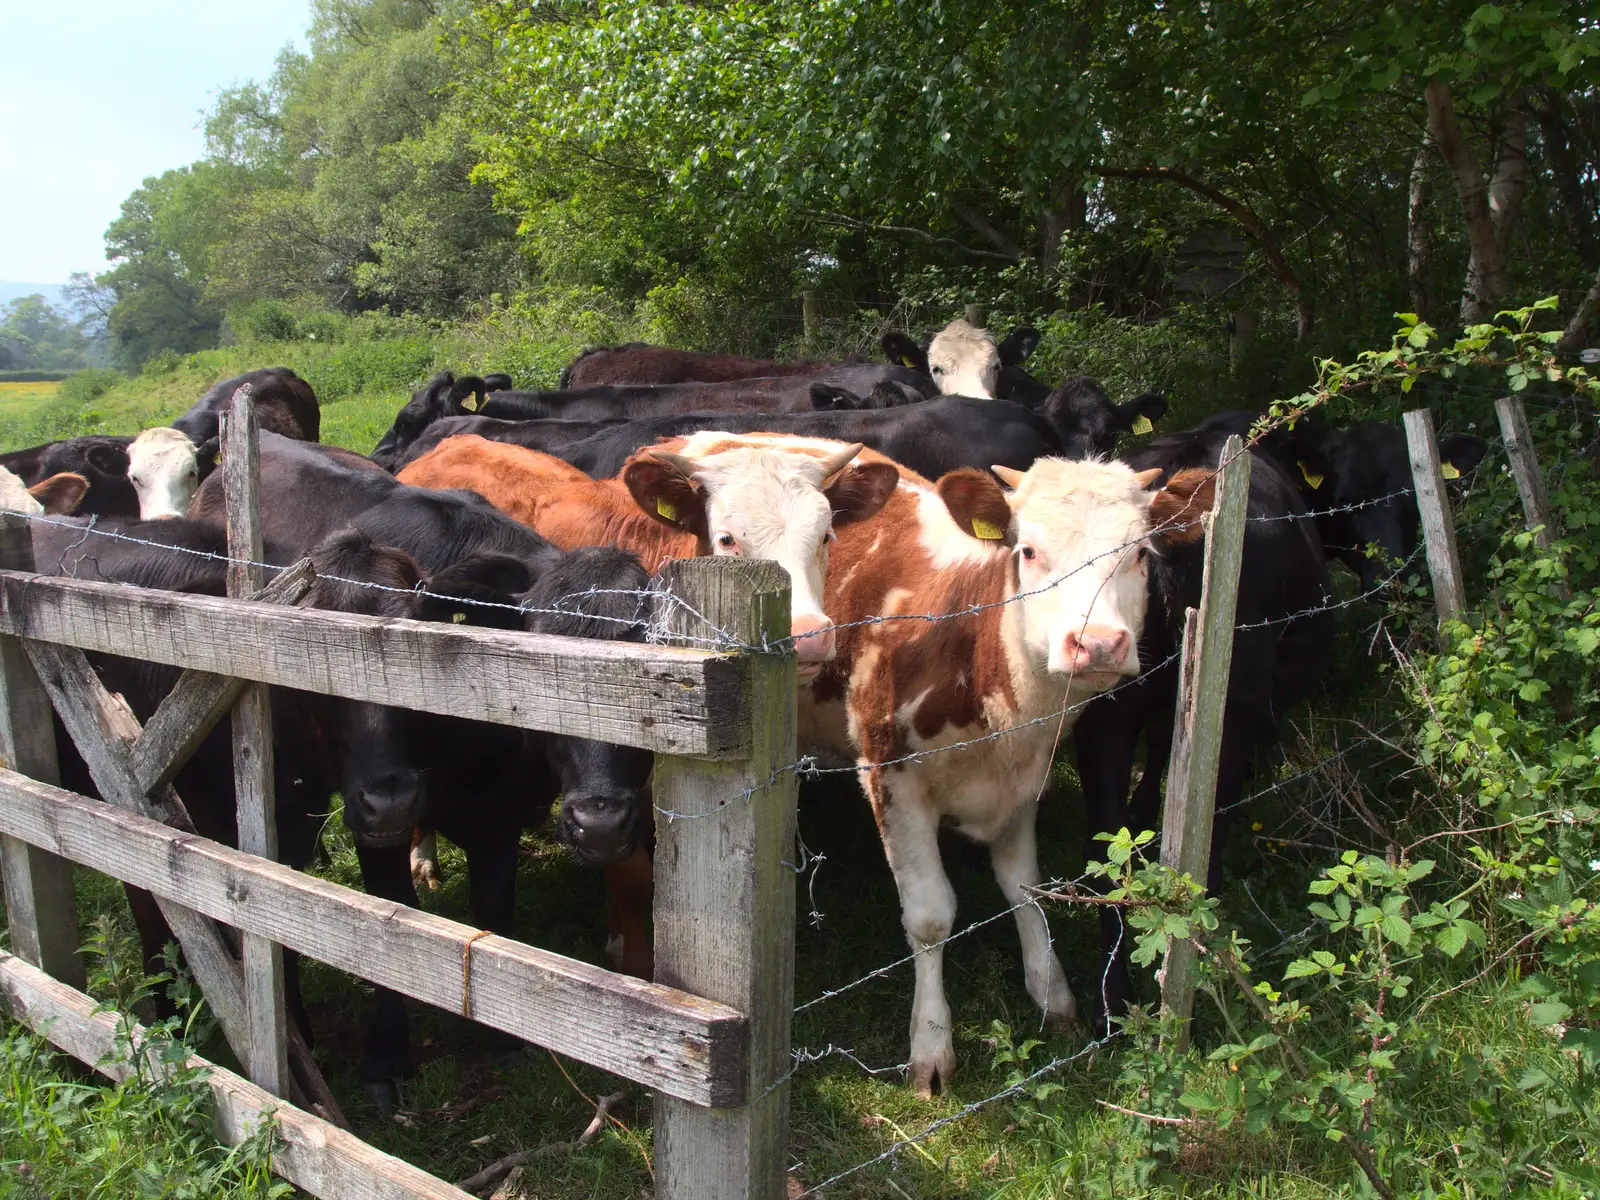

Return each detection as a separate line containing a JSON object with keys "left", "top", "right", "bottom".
{"left": 127, "top": 427, "right": 206, "bottom": 519}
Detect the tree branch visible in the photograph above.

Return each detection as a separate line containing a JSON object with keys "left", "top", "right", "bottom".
{"left": 947, "top": 200, "right": 1024, "bottom": 259}
{"left": 1091, "top": 164, "right": 1314, "bottom": 337}
{"left": 812, "top": 212, "right": 1018, "bottom": 262}
{"left": 1426, "top": 80, "right": 1504, "bottom": 323}
{"left": 1556, "top": 264, "right": 1600, "bottom": 353}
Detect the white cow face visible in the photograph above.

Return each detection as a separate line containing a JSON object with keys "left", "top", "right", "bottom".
{"left": 127, "top": 427, "right": 201, "bottom": 520}
{"left": 624, "top": 440, "right": 899, "bottom": 677}
{"left": 927, "top": 318, "right": 1000, "bottom": 399}
{"left": 939, "top": 460, "right": 1213, "bottom": 688}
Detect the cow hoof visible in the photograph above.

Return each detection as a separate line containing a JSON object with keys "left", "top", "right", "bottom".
{"left": 363, "top": 1081, "right": 399, "bottom": 1113}
{"left": 910, "top": 1058, "right": 953, "bottom": 1100}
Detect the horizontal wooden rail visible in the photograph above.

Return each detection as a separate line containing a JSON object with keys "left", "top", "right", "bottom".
{"left": 0, "top": 769, "right": 748, "bottom": 1106}
{"left": 0, "top": 570, "right": 751, "bottom": 758}
{"left": 0, "top": 949, "right": 471, "bottom": 1200}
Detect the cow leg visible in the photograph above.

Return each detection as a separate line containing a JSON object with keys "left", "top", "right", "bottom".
{"left": 355, "top": 843, "right": 419, "bottom": 1109}
{"left": 989, "top": 797, "right": 1077, "bottom": 1029}
{"left": 463, "top": 834, "right": 523, "bottom": 1057}
{"left": 410, "top": 829, "right": 441, "bottom": 891}
{"left": 1072, "top": 701, "right": 1143, "bottom": 1030}
{"left": 875, "top": 774, "right": 957, "bottom": 1098}
{"left": 603, "top": 847, "right": 655, "bottom": 980}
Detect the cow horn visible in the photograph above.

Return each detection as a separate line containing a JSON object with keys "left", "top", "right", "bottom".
{"left": 646, "top": 450, "right": 701, "bottom": 480}
{"left": 991, "top": 465, "right": 1025, "bottom": 489}
{"left": 1133, "top": 467, "right": 1164, "bottom": 489}
{"left": 817, "top": 442, "right": 864, "bottom": 479}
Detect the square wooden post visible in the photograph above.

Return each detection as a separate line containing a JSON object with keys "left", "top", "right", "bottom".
{"left": 223, "top": 389, "right": 290, "bottom": 1098}
{"left": 1160, "top": 435, "right": 1251, "bottom": 1048}
{"left": 1403, "top": 408, "right": 1467, "bottom": 625}
{"left": 651, "top": 558, "right": 797, "bottom": 1200}
{"left": 0, "top": 514, "right": 84, "bottom": 989}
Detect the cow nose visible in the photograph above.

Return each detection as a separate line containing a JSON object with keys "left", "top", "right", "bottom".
{"left": 1059, "top": 626, "right": 1132, "bottom": 673}
{"left": 791, "top": 614, "right": 836, "bottom": 665}
{"left": 343, "top": 770, "right": 424, "bottom": 846}
{"left": 560, "top": 792, "right": 640, "bottom": 864}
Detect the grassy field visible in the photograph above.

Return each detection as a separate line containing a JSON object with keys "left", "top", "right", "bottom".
{"left": 0, "top": 343, "right": 1522, "bottom": 1198}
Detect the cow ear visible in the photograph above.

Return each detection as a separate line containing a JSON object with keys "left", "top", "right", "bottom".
{"left": 1148, "top": 467, "right": 1215, "bottom": 549}
{"left": 417, "top": 552, "right": 531, "bottom": 630}
{"left": 85, "top": 442, "right": 128, "bottom": 476}
{"left": 881, "top": 332, "right": 929, "bottom": 374}
{"left": 825, "top": 461, "right": 898, "bottom": 527}
{"left": 623, "top": 456, "right": 708, "bottom": 538}
{"left": 996, "top": 326, "right": 1041, "bottom": 367}
{"left": 809, "top": 382, "right": 860, "bottom": 411}
{"left": 1114, "top": 392, "right": 1168, "bottom": 433}
{"left": 937, "top": 468, "right": 1014, "bottom": 545}
{"left": 28, "top": 472, "right": 89, "bottom": 515}
{"left": 195, "top": 437, "right": 222, "bottom": 481}
{"left": 1438, "top": 433, "right": 1487, "bottom": 476}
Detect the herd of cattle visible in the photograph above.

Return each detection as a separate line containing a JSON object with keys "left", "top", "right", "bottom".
{"left": 0, "top": 318, "right": 1489, "bottom": 1104}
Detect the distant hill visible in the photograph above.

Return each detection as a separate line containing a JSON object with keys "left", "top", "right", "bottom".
{"left": 0, "top": 282, "right": 68, "bottom": 310}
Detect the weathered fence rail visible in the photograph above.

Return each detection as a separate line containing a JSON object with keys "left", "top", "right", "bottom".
{"left": 0, "top": 398, "right": 796, "bottom": 1200}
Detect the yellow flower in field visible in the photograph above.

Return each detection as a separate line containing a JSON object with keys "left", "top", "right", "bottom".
{"left": 1251, "top": 822, "right": 1263, "bottom": 831}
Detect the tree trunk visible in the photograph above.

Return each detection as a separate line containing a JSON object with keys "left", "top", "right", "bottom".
{"left": 1092, "top": 164, "right": 1315, "bottom": 338}
{"left": 1425, "top": 80, "right": 1528, "bottom": 324}
{"left": 1040, "top": 186, "right": 1088, "bottom": 283}
{"left": 1556, "top": 264, "right": 1600, "bottom": 354}
{"left": 1407, "top": 132, "right": 1435, "bottom": 321}
{"left": 1533, "top": 87, "right": 1598, "bottom": 264}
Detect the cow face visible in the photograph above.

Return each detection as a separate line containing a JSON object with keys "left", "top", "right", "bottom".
{"left": 127, "top": 427, "right": 202, "bottom": 520}
{"left": 1037, "top": 379, "right": 1168, "bottom": 459}
{"left": 927, "top": 319, "right": 1000, "bottom": 398}
{"left": 1290, "top": 422, "right": 1486, "bottom": 588}
{"left": 625, "top": 440, "right": 899, "bottom": 677}
{"left": 940, "top": 460, "right": 1211, "bottom": 687}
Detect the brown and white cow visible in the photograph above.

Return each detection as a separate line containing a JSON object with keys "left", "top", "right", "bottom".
{"left": 397, "top": 432, "right": 900, "bottom": 675}
{"left": 802, "top": 447, "right": 1213, "bottom": 1095}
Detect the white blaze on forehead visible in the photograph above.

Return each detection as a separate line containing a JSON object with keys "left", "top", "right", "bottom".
{"left": 927, "top": 318, "right": 1000, "bottom": 399}
{"left": 0, "top": 465, "right": 43, "bottom": 515}
{"left": 128, "top": 427, "right": 201, "bottom": 520}
{"left": 1004, "top": 458, "right": 1156, "bottom": 677}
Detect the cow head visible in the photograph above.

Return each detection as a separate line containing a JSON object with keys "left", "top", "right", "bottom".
{"left": 938, "top": 459, "right": 1211, "bottom": 687}
{"left": 370, "top": 372, "right": 486, "bottom": 471}
{"left": 127, "top": 427, "right": 202, "bottom": 519}
{"left": 1037, "top": 378, "right": 1168, "bottom": 459}
{"left": 624, "top": 439, "right": 900, "bottom": 677}
{"left": 1285, "top": 422, "right": 1486, "bottom": 589}
{"left": 0, "top": 466, "right": 89, "bottom": 516}
{"left": 882, "top": 320, "right": 1044, "bottom": 402}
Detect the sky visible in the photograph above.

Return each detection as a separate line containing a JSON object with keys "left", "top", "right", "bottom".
{"left": 0, "top": 1, "right": 312, "bottom": 288}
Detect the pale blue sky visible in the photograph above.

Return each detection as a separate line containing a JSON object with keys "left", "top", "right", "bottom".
{"left": 0, "top": 1, "right": 312, "bottom": 286}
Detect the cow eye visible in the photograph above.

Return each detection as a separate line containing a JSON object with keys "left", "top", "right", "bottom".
{"left": 1019, "top": 545, "right": 1036, "bottom": 562}
{"left": 1136, "top": 546, "right": 1148, "bottom": 563}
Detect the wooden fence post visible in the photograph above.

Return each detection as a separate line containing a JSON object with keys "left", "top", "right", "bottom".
{"left": 652, "top": 558, "right": 796, "bottom": 1200}
{"left": 801, "top": 291, "right": 819, "bottom": 347}
{"left": 1495, "top": 395, "right": 1559, "bottom": 549}
{"left": 222, "top": 388, "right": 289, "bottom": 1099}
{"left": 1403, "top": 408, "right": 1467, "bottom": 625}
{"left": 0, "top": 515, "right": 84, "bottom": 990}
{"left": 964, "top": 302, "right": 987, "bottom": 329}
{"left": 1160, "top": 434, "right": 1251, "bottom": 1050}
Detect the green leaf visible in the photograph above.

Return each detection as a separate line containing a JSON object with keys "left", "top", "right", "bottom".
{"left": 1284, "top": 958, "right": 1322, "bottom": 979}
{"left": 1381, "top": 913, "right": 1412, "bottom": 946}
{"left": 1180, "top": 1090, "right": 1222, "bottom": 1110}
{"left": 1435, "top": 923, "right": 1468, "bottom": 957}
{"left": 1530, "top": 1000, "right": 1573, "bottom": 1027}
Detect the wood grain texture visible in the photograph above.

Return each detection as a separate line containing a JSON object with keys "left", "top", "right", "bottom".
{"left": 0, "top": 768, "right": 747, "bottom": 1105}
{"left": 223, "top": 395, "right": 291, "bottom": 1099}
{"left": 1160, "top": 437, "right": 1251, "bottom": 1048}
{"left": 1494, "top": 395, "right": 1558, "bottom": 549}
{"left": 0, "top": 571, "right": 748, "bottom": 757}
{"left": 0, "top": 949, "right": 471, "bottom": 1200}
{"left": 126, "top": 557, "right": 314, "bottom": 793}
{"left": 0, "top": 514, "right": 83, "bottom": 989}
{"left": 652, "top": 558, "right": 797, "bottom": 1200}
{"left": 1403, "top": 408, "right": 1468, "bottom": 624}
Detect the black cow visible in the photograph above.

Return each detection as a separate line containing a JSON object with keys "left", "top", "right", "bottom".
{"left": 391, "top": 415, "right": 627, "bottom": 473}
{"left": 369, "top": 372, "right": 498, "bottom": 472}
{"left": 171, "top": 368, "right": 321, "bottom": 445}
{"left": 0, "top": 436, "right": 136, "bottom": 516}
{"left": 1073, "top": 427, "right": 1332, "bottom": 1026}
{"left": 561, "top": 384, "right": 1167, "bottom": 480}
{"left": 1193, "top": 411, "right": 1487, "bottom": 587}
{"left": 560, "top": 343, "right": 831, "bottom": 388}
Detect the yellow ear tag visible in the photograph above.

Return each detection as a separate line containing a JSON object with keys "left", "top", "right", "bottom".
{"left": 656, "top": 497, "right": 679, "bottom": 522}
{"left": 451, "top": 611, "right": 468, "bottom": 623}
{"left": 901, "top": 356, "right": 919, "bottom": 369}
{"left": 970, "top": 516, "right": 1005, "bottom": 540}
{"left": 1441, "top": 461, "right": 1460, "bottom": 480}
{"left": 460, "top": 394, "right": 480, "bottom": 412}
{"left": 1298, "top": 461, "right": 1324, "bottom": 490}
{"left": 213, "top": 451, "right": 223, "bottom": 468}
{"left": 1131, "top": 415, "right": 1154, "bottom": 435}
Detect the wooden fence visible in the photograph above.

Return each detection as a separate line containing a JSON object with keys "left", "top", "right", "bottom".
{"left": 0, "top": 394, "right": 798, "bottom": 1200}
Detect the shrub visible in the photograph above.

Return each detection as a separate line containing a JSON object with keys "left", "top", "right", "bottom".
{"left": 56, "top": 368, "right": 124, "bottom": 407}
{"left": 226, "top": 299, "right": 301, "bottom": 344}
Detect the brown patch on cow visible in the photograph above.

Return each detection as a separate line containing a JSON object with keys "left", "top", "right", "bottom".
{"left": 936, "top": 469, "right": 1014, "bottom": 545}
{"left": 398, "top": 435, "right": 699, "bottom": 569}
{"left": 28, "top": 471, "right": 89, "bottom": 514}
{"left": 1149, "top": 467, "right": 1216, "bottom": 549}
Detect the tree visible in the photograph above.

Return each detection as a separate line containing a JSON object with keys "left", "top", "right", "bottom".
{"left": 0, "top": 295, "right": 92, "bottom": 370}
